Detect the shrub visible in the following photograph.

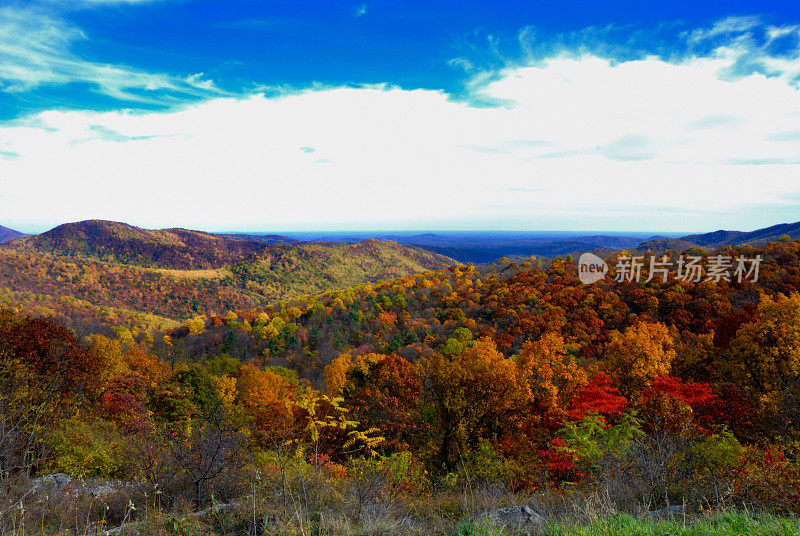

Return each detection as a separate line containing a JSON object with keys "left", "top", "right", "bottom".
{"left": 49, "top": 417, "right": 124, "bottom": 478}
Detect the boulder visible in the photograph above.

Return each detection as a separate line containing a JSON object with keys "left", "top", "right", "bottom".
{"left": 32, "top": 473, "right": 72, "bottom": 493}
{"left": 648, "top": 504, "right": 686, "bottom": 518}
{"left": 475, "top": 505, "right": 545, "bottom": 530}
{"left": 89, "top": 483, "right": 119, "bottom": 498}
{"left": 103, "top": 524, "right": 142, "bottom": 536}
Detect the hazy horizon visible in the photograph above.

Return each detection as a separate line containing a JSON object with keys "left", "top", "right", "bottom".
{"left": 2, "top": 219, "right": 713, "bottom": 238}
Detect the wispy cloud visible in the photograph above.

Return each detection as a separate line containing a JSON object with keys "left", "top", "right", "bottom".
{"left": 599, "top": 135, "right": 657, "bottom": 162}
{"left": 48, "top": 0, "right": 167, "bottom": 6}
{"left": 448, "top": 57, "right": 476, "bottom": 73}
{"left": 685, "top": 114, "right": 744, "bottom": 130}
{"left": 73, "top": 124, "right": 164, "bottom": 143}
{"left": 354, "top": 3, "right": 367, "bottom": 17}
{"left": 0, "top": 6, "right": 225, "bottom": 103}
{"left": 766, "top": 129, "right": 800, "bottom": 142}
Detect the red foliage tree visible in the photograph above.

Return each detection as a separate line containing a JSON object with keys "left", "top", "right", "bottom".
{"left": 568, "top": 372, "right": 628, "bottom": 421}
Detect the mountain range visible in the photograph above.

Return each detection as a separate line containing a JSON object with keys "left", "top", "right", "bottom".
{"left": 3, "top": 219, "right": 800, "bottom": 265}
{"left": 2, "top": 220, "right": 276, "bottom": 270}
{"left": 0, "top": 220, "right": 455, "bottom": 322}
{"left": 0, "top": 217, "right": 798, "bottom": 330}
{"left": 680, "top": 221, "right": 800, "bottom": 249}
{"left": 0, "top": 225, "right": 26, "bottom": 244}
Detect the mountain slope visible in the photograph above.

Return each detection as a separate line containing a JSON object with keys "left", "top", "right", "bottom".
{"left": 229, "top": 239, "right": 454, "bottom": 297}
{"left": 0, "top": 224, "right": 456, "bottom": 321}
{"left": 0, "top": 225, "right": 26, "bottom": 244}
{"left": 415, "top": 236, "right": 645, "bottom": 263}
{"left": 218, "top": 233, "right": 300, "bottom": 245}
{"left": 636, "top": 238, "right": 706, "bottom": 253}
{"left": 679, "top": 221, "right": 800, "bottom": 249}
{"left": 2, "top": 220, "right": 270, "bottom": 269}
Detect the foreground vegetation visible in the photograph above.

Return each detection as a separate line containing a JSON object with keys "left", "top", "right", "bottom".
{"left": 541, "top": 512, "right": 800, "bottom": 536}
{"left": 2, "top": 238, "right": 800, "bottom": 534}
{"left": 2, "top": 484, "right": 797, "bottom": 536}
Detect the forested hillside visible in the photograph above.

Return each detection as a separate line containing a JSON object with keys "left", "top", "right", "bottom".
{"left": 0, "top": 222, "right": 455, "bottom": 320}
{"left": 3, "top": 227, "right": 800, "bottom": 535}
{"left": 0, "top": 224, "right": 25, "bottom": 244}
{"left": 2, "top": 220, "right": 272, "bottom": 269}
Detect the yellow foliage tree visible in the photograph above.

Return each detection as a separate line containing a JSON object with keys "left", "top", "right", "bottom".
{"left": 603, "top": 321, "right": 676, "bottom": 397}
{"left": 419, "top": 337, "right": 526, "bottom": 470}
{"left": 517, "top": 332, "right": 588, "bottom": 413}
{"left": 214, "top": 375, "right": 238, "bottom": 406}
{"left": 728, "top": 293, "right": 800, "bottom": 398}
{"left": 183, "top": 316, "right": 206, "bottom": 335}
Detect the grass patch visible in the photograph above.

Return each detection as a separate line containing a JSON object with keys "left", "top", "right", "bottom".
{"left": 542, "top": 511, "right": 800, "bottom": 536}
{"left": 149, "top": 267, "right": 231, "bottom": 279}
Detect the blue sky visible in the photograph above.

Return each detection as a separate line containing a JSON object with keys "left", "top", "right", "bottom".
{"left": 1, "top": 0, "right": 800, "bottom": 233}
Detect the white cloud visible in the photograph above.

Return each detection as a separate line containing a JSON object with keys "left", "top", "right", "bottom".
{"left": 2, "top": 18, "right": 800, "bottom": 233}
{"left": 0, "top": 6, "right": 223, "bottom": 101}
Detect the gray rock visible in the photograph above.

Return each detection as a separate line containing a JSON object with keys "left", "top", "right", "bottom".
{"left": 32, "top": 473, "right": 72, "bottom": 493}
{"left": 648, "top": 504, "right": 686, "bottom": 518}
{"left": 190, "top": 502, "right": 229, "bottom": 517}
{"left": 102, "top": 524, "right": 143, "bottom": 536}
{"left": 475, "top": 505, "right": 545, "bottom": 529}
{"left": 89, "top": 483, "right": 119, "bottom": 498}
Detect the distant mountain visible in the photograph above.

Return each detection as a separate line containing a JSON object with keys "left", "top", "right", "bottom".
{"left": 570, "top": 235, "right": 644, "bottom": 249}
{"left": 2, "top": 220, "right": 272, "bottom": 269}
{"left": 0, "top": 225, "right": 26, "bottom": 244}
{"left": 274, "top": 231, "right": 662, "bottom": 263}
{"left": 678, "top": 230, "right": 747, "bottom": 248}
{"left": 0, "top": 222, "right": 456, "bottom": 319}
{"left": 680, "top": 221, "right": 800, "bottom": 249}
{"left": 218, "top": 233, "right": 300, "bottom": 245}
{"left": 413, "top": 235, "right": 645, "bottom": 263}
{"left": 636, "top": 238, "right": 707, "bottom": 254}
{"left": 384, "top": 233, "right": 461, "bottom": 247}
{"left": 396, "top": 220, "right": 800, "bottom": 262}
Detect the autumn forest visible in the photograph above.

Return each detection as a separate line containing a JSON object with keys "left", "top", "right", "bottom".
{"left": 0, "top": 219, "right": 798, "bottom": 535}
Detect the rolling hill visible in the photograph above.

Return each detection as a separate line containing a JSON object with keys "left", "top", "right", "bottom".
{"left": 218, "top": 233, "right": 300, "bottom": 245}
{"left": 0, "top": 225, "right": 26, "bottom": 244}
{"left": 630, "top": 220, "right": 800, "bottom": 254}
{"left": 636, "top": 237, "right": 707, "bottom": 254}
{"left": 404, "top": 235, "right": 646, "bottom": 263}
{"left": 680, "top": 221, "right": 800, "bottom": 249}
{"left": 228, "top": 239, "right": 452, "bottom": 297}
{"left": 0, "top": 221, "right": 455, "bottom": 322}
{"left": 2, "top": 220, "right": 271, "bottom": 269}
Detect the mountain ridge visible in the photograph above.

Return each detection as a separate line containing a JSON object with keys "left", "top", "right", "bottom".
{"left": 2, "top": 220, "right": 276, "bottom": 269}
{"left": 0, "top": 225, "right": 26, "bottom": 244}
{"left": 675, "top": 221, "right": 800, "bottom": 251}
{"left": 0, "top": 220, "right": 456, "bottom": 319}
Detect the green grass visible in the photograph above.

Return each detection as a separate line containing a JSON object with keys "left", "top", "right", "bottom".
{"left": 543, "top": 512, "right": 800, "bottom": 536}
{"left": 454, "top": 512, "right": 800, "bottom": 536}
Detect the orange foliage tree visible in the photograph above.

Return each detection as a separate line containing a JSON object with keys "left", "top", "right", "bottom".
{"left": 236, "top": 363, "right": 299, "bottom": 440}
{"left": 517, "top": 332, "right": 588, "bottom": 419}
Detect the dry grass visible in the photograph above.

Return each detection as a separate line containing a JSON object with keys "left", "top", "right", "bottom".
{"left": 147, "top": 268, "right": 231, "bottom": 280}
